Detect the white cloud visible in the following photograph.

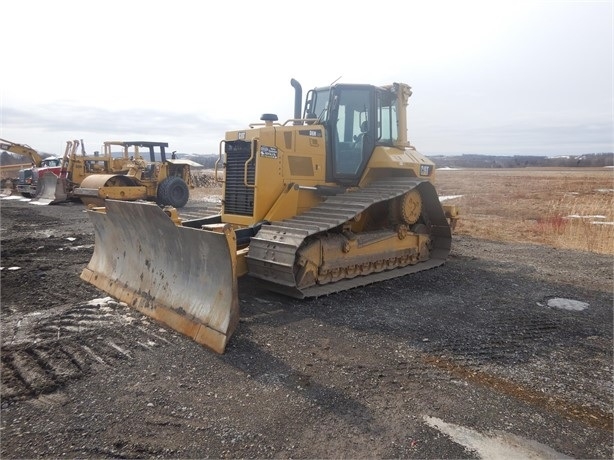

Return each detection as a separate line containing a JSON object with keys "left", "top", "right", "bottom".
{"left": 1, "top": 0, "right": 612, "bottom": 156}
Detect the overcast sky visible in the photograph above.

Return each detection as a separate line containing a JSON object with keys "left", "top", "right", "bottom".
{"left": 1, "top": 0, "right": 612, "bottom": 157}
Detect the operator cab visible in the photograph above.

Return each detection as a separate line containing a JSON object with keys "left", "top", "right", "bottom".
{"left": 304, "top": 83, "right": 401, "bottom": 185}
{"left": 41, "top": 157, "right": 62, "bottom": 167}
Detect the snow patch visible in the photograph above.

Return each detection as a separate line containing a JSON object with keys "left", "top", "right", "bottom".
{"left": 565, "top": 214, "right": 606, "bottom": 219}
{"left": 68, "top": 244, "right": 95, "bottom": 250}
{"left": 423, "top": 415, "right": 571, "bottom": 459}
{"left": 1, "top": 195, "right": 29, "bottom": 201}
{"left": 563, "top": 215, "right": 613, "bottom": 225}
{"left": 191, "top": 195, "right": 222, "bottom": 204}
{"left": 87, "top": 296, "right": 116, "bottom": 306}
{"left": 547, "top": 298, "right": 589, "bottom": 311}
{"left": 439, "top": 195, "right": 463, "bottom": 201}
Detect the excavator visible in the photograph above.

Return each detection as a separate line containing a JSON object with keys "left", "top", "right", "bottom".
{"left": 0, "top": 138, "right": 61, "bottom": 197}
{"left": 81, "top": 79, "right": 458, "bottom": 354}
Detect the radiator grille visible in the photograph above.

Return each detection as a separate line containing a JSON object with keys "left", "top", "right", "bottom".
{"left": 224, "top": 141, "right": 255, "bottom": 216}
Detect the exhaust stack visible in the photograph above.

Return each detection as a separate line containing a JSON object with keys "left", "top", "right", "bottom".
{"left": 290, "top": 78, "right": 302, "bottom": 125}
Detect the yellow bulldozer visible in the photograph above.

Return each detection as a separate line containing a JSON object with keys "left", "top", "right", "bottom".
{"left": 73, "top": 141, "right": 193, "bottom": 208}
{"left": 81, "top": 79, "right": 458, "bottom": 353}
{"left": 36, "top": 140, "right": 193, "bottom": 207}
{"left": 34, "top": 139, "right": 134, "bottom": 204}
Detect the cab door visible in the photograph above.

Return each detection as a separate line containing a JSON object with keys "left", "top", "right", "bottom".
{"left": 326, "top": 85, "right": 376, "bottom": 184}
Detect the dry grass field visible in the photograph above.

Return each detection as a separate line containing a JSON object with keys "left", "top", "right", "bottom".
{"left": 190, "top": 167, "right": 614, "bottom": 255}
{"left": 434, "top": 167, "right": 614, "bottom": 255}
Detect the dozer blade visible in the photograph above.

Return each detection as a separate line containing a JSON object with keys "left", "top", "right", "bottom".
{"left": 80, "top": 199, "right": 240, "bottom": 354}
{"left": 31, "top": 172, "right": 68, "bottom": 205}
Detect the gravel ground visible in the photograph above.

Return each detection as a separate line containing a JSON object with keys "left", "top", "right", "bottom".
{"left": 0, "top": 196, "right": 612, "bottom": 459}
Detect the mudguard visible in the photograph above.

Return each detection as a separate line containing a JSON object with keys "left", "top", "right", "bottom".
{"left": 80, "top": 200, "right": 240, "bottom": 353}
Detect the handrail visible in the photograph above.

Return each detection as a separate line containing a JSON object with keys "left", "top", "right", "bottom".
{"left": 248, "top": 122, "right": 282, "bottom": 128}
{"left": 247, "top": 118, "right": 319, "bottom": 128}
{"left": 243, "top": 138, "right": 257, "bottom": 188}
{"left": 282, "top": 118, "right": 319, "bottom": 126}
{"left": 215, "top": 140, "right": 225, "bottom": 183}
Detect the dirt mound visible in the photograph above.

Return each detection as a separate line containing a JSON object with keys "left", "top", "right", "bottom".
{"left": 191, "top": 171, "right": 222, "bottom": 188}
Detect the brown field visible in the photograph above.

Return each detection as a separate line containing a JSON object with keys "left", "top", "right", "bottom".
{"left": 434, "top": 167, "right": 614, "bottom": 255}
{"left": 190, "top": 167, "right": 614, "bottom": 255}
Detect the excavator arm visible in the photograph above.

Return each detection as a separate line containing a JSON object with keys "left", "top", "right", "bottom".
{"left": 0, "top": 138, "right": 43, "bottom": 166}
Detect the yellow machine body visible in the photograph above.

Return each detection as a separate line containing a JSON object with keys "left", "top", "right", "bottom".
{"left": 33, "top": 140, "right": 135, "bottom": 204}
{"left": 82, "top": 80, "right": 455, "bottom": 353}
{"left": 74, "top": 141, "right": 193, "bottom": 208}
{"left": 0, "top": 138, "right": 43, "bottom": 166}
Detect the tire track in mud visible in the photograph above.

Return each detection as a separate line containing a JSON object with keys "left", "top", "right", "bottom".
{"left": 421, "top": 354, "right": 613, "bottom": 431}
{"left": 1, "top": 299, "right": 179, "bottom": 403}
{"left": 422, "top": 315, "right": 562, "bottom": 365}
{"left": 412, "top": 304, "right": 613, "bottom": 432}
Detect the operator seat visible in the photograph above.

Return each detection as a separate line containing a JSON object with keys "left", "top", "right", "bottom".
{"left": 353, "top": 121, "right": 369, "bottom": 149}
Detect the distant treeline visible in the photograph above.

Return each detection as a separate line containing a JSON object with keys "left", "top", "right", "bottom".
{"left": 186, "top": 155, "right": 218, "bottom": 168}
{"left": 0, "top": 151, "right": 34, "bottom": 165}
{"left": 430, "top": 153, "right": 613, "bottom": 169}
{"left": 0, "top": 151, "right": 223, "bottom": 168}
{"left": 2, "top": 150, "right": 613, "bottom": 169}
{"left": 175, "top": 152, "right": 614, "bottom": 169}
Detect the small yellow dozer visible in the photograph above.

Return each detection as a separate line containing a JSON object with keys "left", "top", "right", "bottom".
{"left": 81, "top": 79, "right": 457, "bottom": 353}
{"left": 74, "top": 141, "right": 193, "bottom": 208}
{"left": 33, "top": 139, "right": 133, "bottom": 205}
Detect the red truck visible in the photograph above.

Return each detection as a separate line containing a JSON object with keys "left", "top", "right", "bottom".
{"left": 17, "top": 157, "right": 63, "bottom": 197}
{"left": 0, "top": 138, "right": 63, "bottom": 198}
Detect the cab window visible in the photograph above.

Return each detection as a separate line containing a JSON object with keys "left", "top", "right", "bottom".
{"left": 377, "top": 88, "right": 398, "bottom": 145}
{"left": 332, "top": 88, "right": 371, "bottom": 176}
